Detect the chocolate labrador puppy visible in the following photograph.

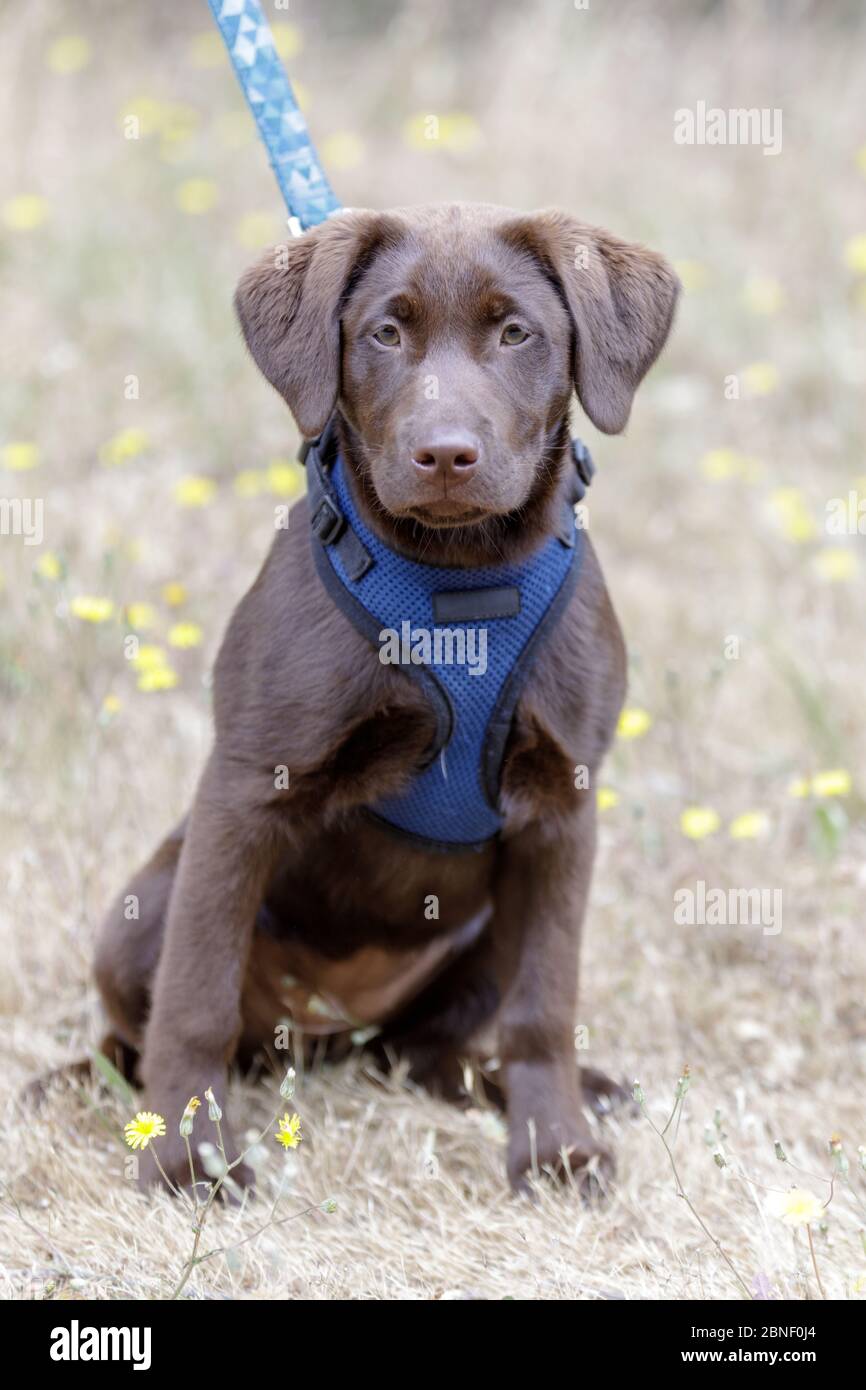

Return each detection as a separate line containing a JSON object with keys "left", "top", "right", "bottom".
{"left": 95, "top": 203, "right": 678, "bottom": 1193}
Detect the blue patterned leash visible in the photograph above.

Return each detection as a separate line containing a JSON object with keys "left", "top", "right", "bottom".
{"left": 206, "top": 0, "right": 341, "bottom": 233}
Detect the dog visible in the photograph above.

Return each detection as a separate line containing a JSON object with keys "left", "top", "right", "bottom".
{"left": 94, "top": 203, "right": 679, "bottom": 1194}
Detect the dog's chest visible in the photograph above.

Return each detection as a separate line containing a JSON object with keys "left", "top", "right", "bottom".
{"left": 247, "top": 906, "right": 489, "bottom": 1035}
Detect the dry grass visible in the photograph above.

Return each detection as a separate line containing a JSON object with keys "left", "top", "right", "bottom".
{"left": 2, "top": 0, "right": 866, "bottom": 1300}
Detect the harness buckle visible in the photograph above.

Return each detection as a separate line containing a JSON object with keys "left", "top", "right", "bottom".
{"left": 311, "top": 496, "right": 345, "bottom": 545}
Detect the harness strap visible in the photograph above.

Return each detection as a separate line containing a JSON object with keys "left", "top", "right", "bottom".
{"left": 300, "top": 423, "right": 594, "bottom": 849}
{"left": 303, "top": 421, "right": 376, "bottom": 582}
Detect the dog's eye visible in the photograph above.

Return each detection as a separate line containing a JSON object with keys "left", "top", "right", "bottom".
{"left": 501, "top": 323, "right": 530, "bottom": 346}
{"left": 373, "top": 324, "right": 401, "bottom": 347}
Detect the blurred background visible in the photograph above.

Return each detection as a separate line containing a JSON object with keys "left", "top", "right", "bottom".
{"left": 2, "top": 0, "right": 865, "bottom": 1301}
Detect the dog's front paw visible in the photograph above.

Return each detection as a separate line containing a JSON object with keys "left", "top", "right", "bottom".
{"left": 507, "top": 1113, "right": 613, "bottom": 1196}
{"left": 505, "top": 1061, "right": 614, "bottom": 1197}
{"left": 133, "top": 1089, "right": 255, "bottom": 1202}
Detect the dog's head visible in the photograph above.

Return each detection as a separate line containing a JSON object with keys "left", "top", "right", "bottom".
{"left": 235, "top": 203, "right": 678, "bottom": 554}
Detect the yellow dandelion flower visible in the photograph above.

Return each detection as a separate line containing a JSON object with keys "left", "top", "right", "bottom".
{"left": 275, "top": 1112, "right": 302, "bottom": 1150}
{"left": 123, "top": 1111, "right": 167, "bottom": 1150}
{"left": 272, "top": 23, "right": 302, "bottom": 61}
{"left": 267, "top": 460, "right": 304, "bottom": 497}
{"left": 742, "top": 361, "right": 779, "bottom": 397}
{"left": 70, "top": 595, "right": 114, "bottom": 623}
{"left": 233, "top": 469, "right": 266, "bottom": 497}
{"left": 729, "top": 810, "right": 770, "bottom": 840}
{"left": 852, "top": 1272, "right": 866, "bottom": 1296}
{"left": 673, "top": 260, "right": 708, "bottom": 294}
{"left": 680, "top": 806, "right": 721, "bottom": 840}
{"left": 596, "top": 787, "right": 619, "bottom": 811}
{"left": 3, "top": 194, "right": 49, "bottom": 231}
{"left": 2, "top": 441, "right": 39, "bottom": 471}
{"left": 235, "top": 212, "right": 281, "bottom": 251}
{"left": 787, "top": 776, "right": 811, "bottom": 799}
{"left": 844, "top": 235, "right": 866, "bottom": 275}
{"left": 47, "top": 35, "right": 91, "bottom": 74}
{"left": 176, "top": 178, "right": 218, "bottom": 216}
{"left": 35, "top": 551, "right": 62, "bottom": 581}
{"left": 616, "top": 707, "right": 652, "bottom": 740}
{"left": 168, "top": 621, "right": 203, "bottom": 649}
{"left": 811, "top": 769, "right": 852, "bottom": 798}
{"left": 131, "top": 643, "right": 168, "bottom": 671}
{"left": 102, "top": 693, "right": 122, "bottom": 716}
{"left": 174, "top": 475, "right": 216, "bottom": 507}
{"left": 742, "top": 276, "right": 784, "bottom": 315}
{"left": 321, "top": 131, "right": 365, "bottom": 172}
{"left": 813, "top": 547, "right": 858, "bottom": 582}
{"left": 700, "top": 448, "right": 741, "bottom": 481}
{"left": 699, "top": 449, "right": 763, "bottom": 483}
{"left": 189, "top": 30, "right": 226, "bottom": 67}
{"left": 100, "top": 427, "right": 149, "bottom": 467}
{"left": 768, "top": 1187, "right": 823, "bottom": 1227}
{"left": 161, "top": 581, "right": 187, "bottom": 608}
{"left": 137, "top": 666, "right": 179, "bottom": 693}
{"left": 770, "top": 488, "right": 816, "bottom": 543}
{"left": 125, "top": 602, "right": 157, "bottom": 631}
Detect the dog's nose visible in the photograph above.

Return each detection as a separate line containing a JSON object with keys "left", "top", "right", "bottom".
{"left": 411, "top": 437, "right": 480, "bottom": 483}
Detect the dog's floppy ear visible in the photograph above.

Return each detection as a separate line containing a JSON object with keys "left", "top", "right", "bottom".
{"left": 502, "top": 211, "right": 680, "bottom": 434}
{"left": 234, "top": 210, "right": 401, "bottom": 439}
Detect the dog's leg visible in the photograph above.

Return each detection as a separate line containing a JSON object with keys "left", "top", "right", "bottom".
{"left": 93, "top": 819, "right": 185, "bottom": 1057}
{"left": 493, "top": 798, "right": 613, "bottom": 1194}
{"left": 137, "top": 755, "right": 278, "bottom": 1196}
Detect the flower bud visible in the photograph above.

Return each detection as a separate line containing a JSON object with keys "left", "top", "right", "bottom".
{"left": 204, "top": 1086, "right": 222, "bottom": 1122}
{"left": 280, "top": 1067, "right": 296, "bottom": 1101}
{"left": 179, "top": 1096, "right": 200, "bottom": 1138}
{"left": 674, "top": 1065, "right": 691, "bottom": 1102}
{"left": 829, "top": 1134, "right": 849, "bottom": 1175}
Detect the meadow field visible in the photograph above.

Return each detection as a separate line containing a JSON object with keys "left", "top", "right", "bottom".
{"left": 1, "top": 0, "right": 865, "bottom": 1300}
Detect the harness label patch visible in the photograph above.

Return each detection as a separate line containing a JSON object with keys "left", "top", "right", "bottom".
{"left": 432, "top": 585, "right": 520, "bottom": 622}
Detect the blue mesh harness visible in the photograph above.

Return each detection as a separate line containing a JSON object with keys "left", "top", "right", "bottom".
{"left": 303, "top": 423, "right": 594, "bottom": 852}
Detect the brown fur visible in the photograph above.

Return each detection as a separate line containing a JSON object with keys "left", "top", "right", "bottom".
{"left": 93, "top": 202, "right": 678, "bottom": 1194}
